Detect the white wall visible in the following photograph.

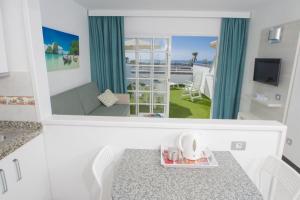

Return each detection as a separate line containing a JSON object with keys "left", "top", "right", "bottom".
{"left": 247, "top": 21, "right": 300, "bottom": 122}
{"left": 125, "top": 17, "right": 221, "bottom": 37}
{"left": 240, "top": 0, "right": 300, "bottom": 113}
{"left": 284, "top": 45, "right": 300, "bottom": 167}
{"left": 0, "top": 0, "right": 37, "bottom": 121}
{"left": 0, "top": 8, "right": 8, "bottom": 74}
{"left": 43, "top": 117, "right": 286, "bottom": 200}
{"left": 40, "top": 0, "right": 91, "bottom": 95}
{"left": 240, "top": 0, "right": 300, "bottom": 166}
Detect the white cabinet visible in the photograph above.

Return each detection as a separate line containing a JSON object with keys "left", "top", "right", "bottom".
{"left": 0, "top": 135, "right": 52, "bottom": 200}
{"left": 0, "top": 7, "right": 8, "bottom": 75}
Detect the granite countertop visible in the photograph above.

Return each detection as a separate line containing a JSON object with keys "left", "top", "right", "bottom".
{"left": 113, "top": 149, "right": 263, "bottom": 200}
{"left": 0, "top": 121, "right": 42, "bottom": 160}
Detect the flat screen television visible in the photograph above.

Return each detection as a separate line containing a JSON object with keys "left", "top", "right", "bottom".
{"left": 253, "top": 58, "right": 281, "bottom": 86}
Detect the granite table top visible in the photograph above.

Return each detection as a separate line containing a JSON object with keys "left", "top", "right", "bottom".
{"left": 0, "top": 121, "right": 42, "bottom": 160}
{"left": 112, "top": 149, "right": 263, "bottom": 200}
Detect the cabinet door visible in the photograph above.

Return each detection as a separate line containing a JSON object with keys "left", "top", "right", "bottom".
{"left": 1, "top": 135, "right": 52, "bottom": 200}
{"left": 0, "top": 8, "right": 8, "bottom": 74}
{"left": 0, "top": 156, "right": 17, "bottom": 200}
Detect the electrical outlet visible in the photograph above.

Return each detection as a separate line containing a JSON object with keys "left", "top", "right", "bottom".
{"left": 286, "top": 138, "right": 293, "bottom": 146}
{"left": 275, "top": 94, "right": 281, "bottom": 101}
{"left": 231, "top": 141, "right": 247, "bottom": 151}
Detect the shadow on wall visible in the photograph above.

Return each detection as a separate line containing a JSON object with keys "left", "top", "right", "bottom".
{"left": 81, "top": 148, "right": 100, "bottom": 200}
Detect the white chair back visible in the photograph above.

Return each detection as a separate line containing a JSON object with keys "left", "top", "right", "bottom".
{"left": 92, "top": 146, "right": 114, "bottom": 200}
{"left": 259, "top": 156, "right": 300, "bottom": 200}
{"left": 192, "top": 71, "right": 203, "bottom": 90}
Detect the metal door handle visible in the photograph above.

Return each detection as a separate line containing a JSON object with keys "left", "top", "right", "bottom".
{"left": 0, "top": 169, "right": 8, "bottom": 193}
{"left": 13, "top": 159, "right": 22, "bottom": 181}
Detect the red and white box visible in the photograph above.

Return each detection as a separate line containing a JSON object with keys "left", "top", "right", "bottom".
{"left": 160, "top": 145, "right": 219, "bottom": 168}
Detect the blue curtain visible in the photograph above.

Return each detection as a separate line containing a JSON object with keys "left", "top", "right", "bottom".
{"left": 212, "top": 18, "right": 249, "bottom": 119}
{"left": 89, "top": 16, "right": 126, "bottom": 93}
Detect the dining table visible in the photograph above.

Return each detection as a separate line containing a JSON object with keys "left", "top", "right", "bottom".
{"left": 112, "top": 149, "right": 263, "bottom": 200}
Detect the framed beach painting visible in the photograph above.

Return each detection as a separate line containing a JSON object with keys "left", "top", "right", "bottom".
{"left": 42, "top": 27, "right": 79, "bottom": 72}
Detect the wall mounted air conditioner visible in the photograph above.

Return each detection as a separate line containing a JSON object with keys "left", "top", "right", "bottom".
{"left": 268, "top": 26, "right": 283, "bottom": 44}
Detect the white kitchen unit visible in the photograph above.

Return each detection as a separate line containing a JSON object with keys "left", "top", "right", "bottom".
{"left": 0, "top": 7, "right": 8, "bottom": 75}
{"left": 0, "top": 135, "right": 52, "bottom": 200}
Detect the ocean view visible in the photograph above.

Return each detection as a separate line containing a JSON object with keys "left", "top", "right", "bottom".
{"left": 45, "top": 54, "right": 80, "bottom": 72}
{"left": 171, "top": 60, "right": 213, "bottom": 66}
{"left": 42, "top": 27, "right": 80, "bottom": 72}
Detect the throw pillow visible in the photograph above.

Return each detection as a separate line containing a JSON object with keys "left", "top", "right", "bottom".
{"left": 97, "top": 89, "right": 119, "bottom": 107}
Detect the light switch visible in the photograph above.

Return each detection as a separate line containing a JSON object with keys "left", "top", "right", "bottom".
{"left": 286, "top": 138, "right": 293, "bottom": 146}
{"left": 231, "top": 141, "right": 247, "bottom": 151}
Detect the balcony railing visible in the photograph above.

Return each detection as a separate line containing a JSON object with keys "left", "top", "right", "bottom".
{"left": 171, "top": 64, "right": 211, "bottom": 74}
{"left": 171, "top": 65, "right": 193, "bottom": 74}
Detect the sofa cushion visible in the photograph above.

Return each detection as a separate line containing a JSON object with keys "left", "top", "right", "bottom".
{"left": 89, "top": 104, "right": 130, "bottom": 116}
{"left": 97, "top": 89, "right": 118, "bottom": 107}
{"left": 76, "top": 82, "right": 101, "bottom": 114}
{"left": 51, "top": 89, "right": 84, "bottom": 115}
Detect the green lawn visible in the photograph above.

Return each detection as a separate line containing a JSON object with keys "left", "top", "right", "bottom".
{"left": 169, "top": 87, "right": 211, "bottom": 119}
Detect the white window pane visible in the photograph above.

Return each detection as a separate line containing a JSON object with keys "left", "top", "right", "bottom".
{"left": 154, "top": 93, "right": 167, "bottom": 104}
{"left": 138, "top": 92, "right": 150, "bottom": 104}
{"left": 128, "top": 92, "right": 136, "bottom": 104}
{"left": 139, "top": 104, "right": 150, "bottom": 113}
{"left": 126, "top": 79, "right": 136, "bottom": 91}
{"left": 153, "top": 79, "right": 167, "bottom": 91}
{"left": 153, "top": 105, "right": 165, "bottom": 113}
{"left": 154, "top": 39, "right": 168, "bottom": 51}
{"left": 125, "top": 52, "right": 136, "bottom": 64}
{"left": 154, "top": 67, "right": 167, "bottom": 78}
{"left": 154, "top": 52, "right": 168, "bottom": 65}
{"left": 126, "top": 65, "right": 136, "bottom": 79}
{"left": 130, "top": 104, "right": 137, "bottom": 115}
{"left": 138, "top": 79, "right": 151, "bottom": 91}
{"left": 138, "top": 66, "right": 151, "bottom": 78}
{"left": 138, "top": 38, "right": 152, "bottom": 51}
{"left": 125, "top": 37, "right": 169, "bottom": 116}
{"left": 138, "top": 52, "right": 152, "bottom": 65}
{"left": 125, "top": 38, "right": 136, "bottom": 50}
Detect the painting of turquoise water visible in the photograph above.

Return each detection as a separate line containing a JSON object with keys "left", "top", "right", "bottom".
{"left": 42, "top": 27, "right": 79, "bottom": 72}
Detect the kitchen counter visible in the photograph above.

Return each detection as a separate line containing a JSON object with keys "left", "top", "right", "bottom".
{"left": 0, "top": 121, "right": 42, "bottom": 160}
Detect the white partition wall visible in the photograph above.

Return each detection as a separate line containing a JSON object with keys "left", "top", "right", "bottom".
{"left": 43, "top": 117, "right": 286, "bottom": 200}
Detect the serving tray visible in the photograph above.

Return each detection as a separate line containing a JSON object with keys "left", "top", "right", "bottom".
{"left": 160, "top": 145, "right": 219, "bottom": 168}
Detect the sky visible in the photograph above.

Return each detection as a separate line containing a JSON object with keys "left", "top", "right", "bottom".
{"left": 171, "top": 36, "right": 217, "bottom": 61}
{"left": 42, "top": 27, "right": 79, "bottom": 51}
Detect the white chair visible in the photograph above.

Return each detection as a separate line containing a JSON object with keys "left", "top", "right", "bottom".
{"left": 258, "top": 156, "right": 300, "bottom": 200}
{"left": 182, "top": 71, "right": 203, "bottom": 102}
{"left": 92, "top": 146, "right": 114, "bottom": 200}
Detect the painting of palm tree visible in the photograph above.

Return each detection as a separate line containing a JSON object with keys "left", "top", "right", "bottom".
{"left": 42, "top": 27, "right": 80, "bottom": 72}
{"left": 191, "top": 52, "right": 198, "bottom": 65}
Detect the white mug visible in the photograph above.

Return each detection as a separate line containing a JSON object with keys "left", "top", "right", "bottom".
{"left": 168, "top": 147, "right": 179, "bottom": 161}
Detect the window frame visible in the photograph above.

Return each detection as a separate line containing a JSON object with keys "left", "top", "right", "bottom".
{"left": 125, "top": 36, "right": 171, "bottom": 117}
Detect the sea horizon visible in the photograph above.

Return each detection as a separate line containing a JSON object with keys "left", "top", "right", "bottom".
{"left": 171, "top": 59, "right": 213, "bottom": 65}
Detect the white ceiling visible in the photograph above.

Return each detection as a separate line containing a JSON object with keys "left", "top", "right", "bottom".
{"left": 74, "top": 0, "right": 274, "bottom": 11}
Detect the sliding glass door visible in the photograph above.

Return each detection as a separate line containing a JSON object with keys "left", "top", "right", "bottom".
{"left": 125, "top": 37, "right": 170, "bottom": 117}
